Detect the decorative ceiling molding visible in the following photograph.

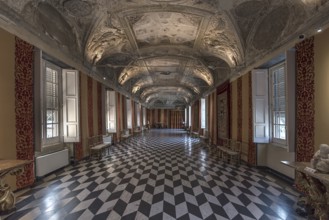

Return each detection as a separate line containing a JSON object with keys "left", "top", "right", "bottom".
{"left": 1, "top": 0, "right": 329, "bottom": 108}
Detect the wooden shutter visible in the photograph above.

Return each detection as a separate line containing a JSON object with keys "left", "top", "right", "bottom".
{"left": 62, "top": 69, "right": 80, "bottom": 142}
{"left": 252, "top": 69, "right": 269, "bottom": 143}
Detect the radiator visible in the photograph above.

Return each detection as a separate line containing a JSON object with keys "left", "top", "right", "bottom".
{"left": 36, "top": 149, "right": 69, "bottom": 177}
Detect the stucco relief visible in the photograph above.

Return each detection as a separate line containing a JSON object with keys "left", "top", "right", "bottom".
{"left": 131, "top": 12, "right": 202, "bottom": 47}
{"left": 1, "top": 0, "right": 33, "bottom": 13}
{"left": 184, "top": 65, "right": 213, "bottom": 86}
{"left": 202, "top": 13, "right": 243, "bottom": 67}
{"left": 85, "top": 18, "right": 129, "bottom": 64}
{"left": 141, "top": 86, "right": 192, "bottom": 102}
{"left": 2, "top": 0, "right": 329, "bottom": 108}
{"left": 118, "top": 64, "right": 148, "bottom": 85}
{"left": 132, "top": 77, "right": 154, "bottom": 94}
{"left": 63, "top": 0, "right": 93, "bottom": 17}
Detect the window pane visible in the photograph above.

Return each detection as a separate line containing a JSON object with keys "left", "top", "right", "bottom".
{"left": 53, "top": 111, "right": 58, "bottom": 123}
{"left": 47, "top": 110, "right": 53, "bottom": 123}
{"left": 47, "top": 123, "right": 59, "bottom": 138}
{"left": 201, "top": 98, "right": 206, "bottom": 129}
{"left": 47, "top": 124, "right": 53, "bottom": 138}
{"left": 44, "top": 62, "right": 60, "bottom": 142}
{"left": 274, "top": 125, "right": 280, "bottom": 139}
{"left": 278, "top": 83, "right": 285, "bottom": 97}
{"left": 126, "top": 99, "right": 132, "bottom": 129}
{"left": 106, "top": 91, "right": 117, "bottom": 132}
{"left": 109, "top": 122, "right": 115, "bottom": 130}
{"left": 273, "top": 111, "right": 280, "bottom": 124}
{"left": 279, "top": 97, "right": 285, "bottom": 111}
{"left": 279, "top": 125, "right": 286, "bottom": 139}
{"left": 189, "top": 106, "right": 191, "bottom": 126}
{"left": 271, "top": 63, "right": 287, "bottom": 143}
{"left": 279, "top": 112, "right": 285, "bottom": 125}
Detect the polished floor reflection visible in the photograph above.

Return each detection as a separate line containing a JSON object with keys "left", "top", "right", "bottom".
{"left": 3, "top": 129, "right": 303, "bottom": 220}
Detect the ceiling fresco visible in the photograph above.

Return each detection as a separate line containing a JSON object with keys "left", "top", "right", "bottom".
{"left": 0, "top": 0, "right": 329, "bottom": 108}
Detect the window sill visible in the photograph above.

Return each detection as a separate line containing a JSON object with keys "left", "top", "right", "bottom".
{"left": 270, "top": 142, "right": 288, "bottom": 150}
{"left": 36, "top": 143, "right": 65, "bottom": 157}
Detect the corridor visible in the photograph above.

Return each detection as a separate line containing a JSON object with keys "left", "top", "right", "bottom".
{"left": 5, "top": 130, "right": 302, "bottom": 220}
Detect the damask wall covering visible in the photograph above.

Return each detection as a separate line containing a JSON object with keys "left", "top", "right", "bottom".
{"left": 97, "top": 82, "right": 103, "bottom": 135}
{"left": 88, "top": 76, "right": 94, "bottom": 137}
{"left": 231, "top": 81, "right": 237, "bottom": 140}
{"left": 192, "top": 100, "right": 200, "bottom": 132}
{"left": 146, "top": 109, "right": 183, "bottom": 129}
{"left": 237, "top": 78, "right": 242, "bottom": 142}
{"left": 15, "top": 37, "right": 35, "bottom": 189}
{"left": 296, "top": 37, "right": 315, "bottom": 162}
{"left": 207, "top": 91, "right": 217, "bottom": 145}
{"left": 217, "top": 81, "right": 230, "bottom": 145}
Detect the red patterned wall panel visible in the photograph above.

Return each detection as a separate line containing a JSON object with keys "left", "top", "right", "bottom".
{"left": 15, "top": 37, "right": 35, "bottom": 189}
{"left": 87, "top": 76, "right": 94, "bottom": 137}
{"left": 211, "top": 92, "right": 217, "bottom": 145}
{"left": 131, "top": 100, "right": 135, "bottom": 129}
{"left": 97, "top": 82, "right": 102, "bottom": 135}
{"left": 164, "top": 109, "right": 167, "bottom": 128}
{"left": 296, "top": 37, "right": 315, "bottom": 162}
{"left": 117, "top": 93, "right": 121, "bottom": 140}
{"left": 217, "top": 81, "right": 230, "bottom": 144}
{"left": 237, "top": 77, "right": 242, "bottom": 142}
{"left": 247, "top": 72, "right": 257, "bottom": 165}
{"left": 169, "top": 110, "right": 183, "bottom": 129}
{"left": 121, "top": 95, "right": 127, "bottom": 130}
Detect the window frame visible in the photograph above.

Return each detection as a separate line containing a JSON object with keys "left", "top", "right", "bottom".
{"left": 42, "top": 60, "right": 63, "bottom": 146}
{"left": 200, "top": 98, "right": 206, "bottom": 129}
{"left": 269, "top": 62, "right": 288, "bottom": 147}
{"left": 143, "top": 107, "right": 147, "bottom": 126}
{"left": 35, "top": 49, "right": 80, "bottom": 153}
{"left": 106, "top": 90, "right": 117, "bottom": 133}
{"left": 126, "top": 98, "right": 132, "bottom": 129}
{"left": 188, "top": 106, "right": 192, "bottom": 127}
{"left": 135, "top": 102, "right": 141, "bottom": 127}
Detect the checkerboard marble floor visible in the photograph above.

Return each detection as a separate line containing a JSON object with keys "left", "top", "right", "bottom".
{"left": 3, "top": 129, "right": 304, "bottom": 220}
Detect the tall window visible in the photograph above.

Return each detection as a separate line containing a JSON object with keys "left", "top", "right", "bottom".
{"left": 188, "top": 106, "right": 191, "bottom": 127}
{"left": 43, "top": 61, "right": 61, "bottom": 145}
{"left": 126, "top": 98, "right": 132, "bottom": 129}
{"left": 106, "top": 90, "right": 116, "bottom": 132}
{"left": 143, "top": 107, "right": 146, "bottom": 126}
{"left": 35, "top": 50, "right": 80, "bottom": 152}
{"left": 270, "top": 63, "right": 287, "bottom": 145}
{"left": 252, "top": 51, "right": 294, "bottom": 149}
{"left": 200, "top": 98, "right": 206, "bottom": 129}
{"left": 135, "top": 102, "right": 141, "bottom": 127}
{"left": 184, "top": 108, "right": 187, "bottom": 127}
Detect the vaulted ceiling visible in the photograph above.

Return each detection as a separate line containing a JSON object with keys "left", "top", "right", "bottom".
{"left": 1, "top": 0, "right": 329, "bottom": 108}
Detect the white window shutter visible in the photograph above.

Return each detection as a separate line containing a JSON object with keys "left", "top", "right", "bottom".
{"left": 252, "top": 69, "right": 269, "bottom": 143}
{"left": 62, "top": 69, "right": 80, "bottom": 142}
